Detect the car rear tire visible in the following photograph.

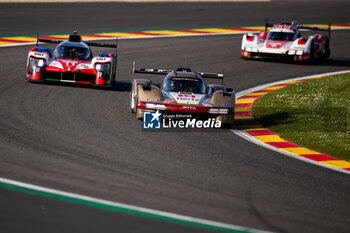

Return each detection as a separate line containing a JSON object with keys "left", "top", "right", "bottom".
{"left": 325, "top": 39, "right": 331, "bottom": 58}
{"left": 129, "top": 91, "right": 136, "bottom": 113}
{"left": 307, "top": 40, "right": 315, "bottom": 63}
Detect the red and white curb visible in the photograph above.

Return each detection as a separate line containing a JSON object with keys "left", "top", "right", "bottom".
{"left": 232, "top": 70, "right": 350, "bottom": 174}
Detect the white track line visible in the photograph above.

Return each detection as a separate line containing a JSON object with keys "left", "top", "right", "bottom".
{"left": 0, "top": 0, "right": 271, "bottom": 3}
{"left": 231, "top": 70, "right": 350, "bottom": 175}
{"left": 0, "top": 177, "right": 271, "bottom": 233}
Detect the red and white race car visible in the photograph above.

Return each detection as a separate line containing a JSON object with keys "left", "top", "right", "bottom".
{"left": 129, "top": 65, "right": 235, "bottom": 125}
{"left": 26, "top": 32, "right": 117, "bottom": 87}
{"left": 241, "top": 21, "right": 331, "bottom": 62}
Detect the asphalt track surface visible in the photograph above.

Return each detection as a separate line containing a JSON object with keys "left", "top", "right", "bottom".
{"left": 1, "top": 1, "right": 350, "bottom": 233}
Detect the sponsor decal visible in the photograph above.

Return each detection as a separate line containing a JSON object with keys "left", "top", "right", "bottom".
{"left": 181, "top": 106, "right": 197, "bottom": 110}
{"left": 96, "top": 57, "right": 107, "bottom": 61}
{"left": 266, "top": 40, "right": 289, "bottom": 49}
{"left": 170, "top": 92, "right": 204, "bottom": 105}
{"left": 146, "top": 98, "right": 160, "bottom": 102}
{"left": 76, "top": 64, "right": 90, "bottom": 70}
{"left": 272, "top": 25, "right": 293, "bottom": 30}
{"left": 49, "top": 61, "right": 64, "bottom": 69}
{"left": 64, "top": 61, "right": 79, "bottom": 67}
{"left": 34, "top": 52, "right": 45, "bottom": 57}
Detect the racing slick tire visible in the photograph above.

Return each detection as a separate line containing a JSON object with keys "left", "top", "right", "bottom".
{"left": 325, "top": 39, "right": 331, "bottom": 58}
{"left": 216, "top": 115, "right": 235, "bottom": 128}
{"left": 309, "top": 40, "right": 315, "bottom": 62}
{"left": 111, "top": 66, "right": 117, "bottom": 86}
{"left": 129, "top": 91, "right": 136, "bottom": 113}
{"left": 129, "top": 91, "right": 143, "bottom": 119}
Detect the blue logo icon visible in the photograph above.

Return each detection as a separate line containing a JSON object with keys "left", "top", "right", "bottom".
{"left": 143, "top": 110, "right": 161, "bottom": 129}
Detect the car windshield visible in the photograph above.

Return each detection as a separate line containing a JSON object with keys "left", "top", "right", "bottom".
{"left": 163, "top": 77, "right": 205, "bottom": 94}
{"left": 267, "top": 32, "right": 296, "bottom": 41}
{"left": 54, "top": 45, "right": 90, "bottom": 60}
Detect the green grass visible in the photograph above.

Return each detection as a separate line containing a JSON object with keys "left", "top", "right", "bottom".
{"left": 253, "top": 73, "right": 350, "bottom": 161}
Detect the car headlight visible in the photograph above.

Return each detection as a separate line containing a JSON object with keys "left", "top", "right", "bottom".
{"left": 208, "top": 108, "right": 229, "bottom": 114}
{"left": 28, "top": 57, "right": 45, "bottom": 74}
{"left": 95, "top": 63, "right": 111, "bottom": 79}
{"left": 245, "top": 47, "right": 258, "bottom": 52}
{"left": 95, "top": 63, "right": 110, "bottom": 72}
{"left": 144, "top": 103, "right": 168, "bottom": 111}
{"left": 37, "top": 59, "right": 44, "bottom": 67}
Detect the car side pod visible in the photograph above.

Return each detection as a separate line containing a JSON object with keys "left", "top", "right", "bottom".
{"left": 91, "top": 54, "right": 116, "bottom": 88}
{"left": 135, "top": 84, "right": 163, "bottom": 119}
{"left": 209, "top": 90, "right": 235, "bottom": 125}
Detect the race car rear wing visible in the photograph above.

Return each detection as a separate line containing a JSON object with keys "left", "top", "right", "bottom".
{"left": 134, "top": 68, "right": 173, "bottom": 75}
{"left": 35, "top": 32, "right": 118, "bottom": 49}
{"left": 298, "top": 23, "right": 331, "bottom": 39}
{"left": 133, "top": 63, "right": 224, "bottom": 84}
{"left": 264, "top": 20, "right": 331, "bottom": 38}
{"left": 197, "top": 72, "right": 224, "bottom": 80}
{"left": 265, "top": 19, "right": 274, "bottom": 31}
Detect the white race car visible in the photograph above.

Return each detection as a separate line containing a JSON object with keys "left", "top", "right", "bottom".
{"left": 241, "top": 21, "right": 331, "bottom": 62}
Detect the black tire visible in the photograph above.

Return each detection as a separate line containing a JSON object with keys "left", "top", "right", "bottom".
{"left": 308, "top": 40, "right": 315, "bottom": 63}
{"left": 325, "top": 39, "right": 331, "bottom": 58}
{"left": 129, "top": 91, "right": 136, "bottom": 113}
{"left": 112, "top": 62, "right": 117, "bottom": 84}
{"left": 111, "top": 74, "right": 115, "bottom": 85}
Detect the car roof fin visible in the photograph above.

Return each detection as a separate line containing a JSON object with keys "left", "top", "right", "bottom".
{"left": 69, "top": 31, "right": 82, "bottom": 43}
{"left": 176, "top": 66, "right": 192, "bottom": 72}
